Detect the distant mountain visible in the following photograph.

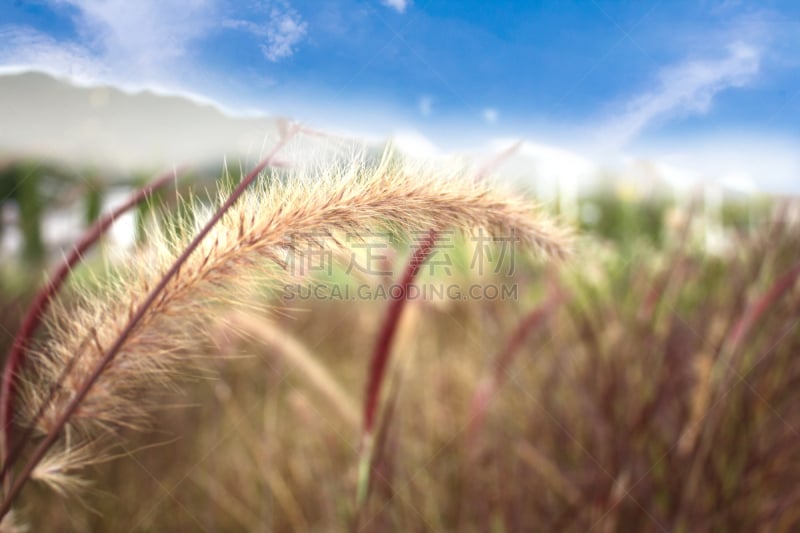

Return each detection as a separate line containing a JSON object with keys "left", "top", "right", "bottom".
{"left": 1, "top": 72, "right": 785, "bottom": 197}
{"left": 0, "top": 71, "right": 283, "bottom": 174}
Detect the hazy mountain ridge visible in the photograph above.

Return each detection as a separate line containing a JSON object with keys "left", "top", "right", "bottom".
{"left": 1, "top": 72, "right": 792, "bottom": 198}
{"left": 0, "top": 71, "right": 282, "bottom": 174}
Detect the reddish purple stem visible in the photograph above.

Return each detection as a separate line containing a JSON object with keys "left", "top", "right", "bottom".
{"left": 0, "top": 169, "right": 180, "bottom": 468}
{"left": 0, "top": 131, "right": 293, "bottom": 519}
{"left": 468, "top": 289, "right": 565, "bottom": 444}
{"left": 727, "top": 260, "right": 800, "bottom": 352}
{"left": 363, "top": 229, "right": 438, "bottom": 436}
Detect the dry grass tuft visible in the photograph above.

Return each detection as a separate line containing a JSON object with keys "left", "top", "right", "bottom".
{"left": 13, "top": 148, "right": 566, "bottom": 500}
{"left": 0, "top": 510, "right": 26, "bottom": 533}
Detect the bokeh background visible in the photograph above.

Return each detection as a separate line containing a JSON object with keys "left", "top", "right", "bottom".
{"left": 1, "top": 1, "right": 800, "bottom": 531}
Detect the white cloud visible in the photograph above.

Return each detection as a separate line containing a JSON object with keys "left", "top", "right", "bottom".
{"left": 600, "top": 42, "right": 760, "bottom": 147}
{"left": 487, "top": 139, "right": 595, "bottom": 183}
{"left": 381, "top": 0, "right": 410, "bottom": 13}
{"left": 258, "top": 2, "right": 308, "bottom": 62}
{"left": 642, "top": 134, "right": 800, "bottom": 195}
{"left": 0, "top": 0, "right": 308, "bottom": 92}
{"left": 0, "top": 0, "right": 216, "bottom": 87}
{"left": 483, "top": 108, "right": 499, "bottom": 124}
{"left": 53, "top": 0, "right": 215, "bottom": 77}
{"left": 392, "top": 129, "right": 438, "bottom": 157}
{"left": 221, "top": 18, "right": 263, "bottom": 34}
{"left": 418, "top": 95, "right": 432, "bottom": 116}
{"left": 0, "top": 26, "right": 105, "bottom": 81}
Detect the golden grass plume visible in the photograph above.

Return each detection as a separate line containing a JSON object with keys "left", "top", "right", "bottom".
{"left": 17, "top": 150, "right": 569, "bottom": 494}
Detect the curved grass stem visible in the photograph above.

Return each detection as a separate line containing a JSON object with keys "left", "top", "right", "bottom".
{"left": 0, "top": 168, "right": 182, "bottom": 485}
{"left": 356, "top": 228, "right": 438, "bottom": 511}
{"left": 0, "top": 132, "right": 294, "bottom": 519}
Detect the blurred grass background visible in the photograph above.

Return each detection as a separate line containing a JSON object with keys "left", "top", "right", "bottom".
{"left": 1, "top": 159, "right": 798, "bottom": 531}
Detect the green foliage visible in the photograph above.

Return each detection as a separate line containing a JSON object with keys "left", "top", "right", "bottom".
{"left": 84, "top": 178, "right": 103, "bottom": 226}
{"left": 15, "top": 164, "right": 45, "bottom": 264}
{"left": 578, "top": 189, "right": 671, "bottom": 248}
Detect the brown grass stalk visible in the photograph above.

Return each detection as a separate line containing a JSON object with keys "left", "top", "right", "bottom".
{"left": 726, "top": 260, "right": 800, "bottom": 353}
{"left": 467, "top": 286, "right": 565, "bottom": 448}
{"left": 226, "top": 311, "right": 359, "bottom": 429}
{"left": 674, "top": 257, "right": 800, "bottom": 523}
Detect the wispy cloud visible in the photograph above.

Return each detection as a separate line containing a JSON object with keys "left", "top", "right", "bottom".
{"left": 224, "top": 1, "right": 308, "bottom": 62}
{"left": 381, "top": 0, "right": 410, "bottom": 14}
{"left": 600, "top": 42, "right": 761, "bottom": 147}
{"left": 483, "top": 108, "right": 499, "bottom": 124}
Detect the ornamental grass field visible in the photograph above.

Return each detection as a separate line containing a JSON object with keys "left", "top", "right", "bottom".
{"left": 0, "top": 135, "right": 798, "bottom": 531}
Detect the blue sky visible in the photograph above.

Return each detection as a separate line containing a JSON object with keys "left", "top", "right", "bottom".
{"left": 1, "top": 0, "right": 799, "bottom": 191}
